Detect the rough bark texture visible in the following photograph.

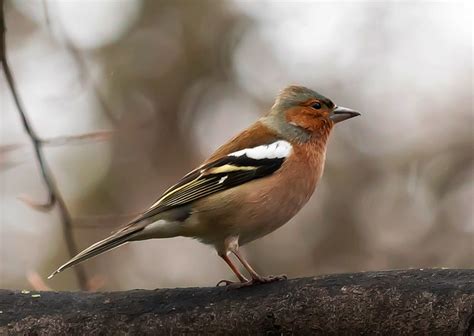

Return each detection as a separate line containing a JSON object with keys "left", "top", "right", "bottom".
{"left": 1, "top": 269, "right": 473, "bottom": 335}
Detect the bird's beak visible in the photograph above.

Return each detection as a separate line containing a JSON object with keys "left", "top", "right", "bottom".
{"left": 329, "top": 106, "right": 361, "bottom": 123}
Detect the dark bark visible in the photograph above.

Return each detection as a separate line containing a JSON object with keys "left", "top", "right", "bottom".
{"left": 1, "top": 269, "right": 473, "bottom": 335}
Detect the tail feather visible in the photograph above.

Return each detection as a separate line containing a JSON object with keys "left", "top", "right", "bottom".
{"left": 48, "top": 228, "right": 142, "bottom": 279}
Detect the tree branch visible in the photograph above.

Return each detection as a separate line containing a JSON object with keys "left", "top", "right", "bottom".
{"left": 0, "top": 269, "right": 472, "bottom": 335}
{"left": 0, "top": 0, "right": 87, "bottom": 289}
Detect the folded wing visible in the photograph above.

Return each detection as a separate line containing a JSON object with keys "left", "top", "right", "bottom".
{"left": 133, "top": 140, "right": 293, "bottom": 223}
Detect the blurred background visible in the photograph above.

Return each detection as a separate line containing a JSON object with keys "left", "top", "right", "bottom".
{"left": 0, "top": 0, "right": 472, "bottom": 291}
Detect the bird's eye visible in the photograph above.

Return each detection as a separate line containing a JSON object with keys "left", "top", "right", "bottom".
{"left": 312, "top": 102, "right": 322, "bottom": 109}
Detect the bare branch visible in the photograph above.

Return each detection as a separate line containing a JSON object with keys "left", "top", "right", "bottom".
{"left": 40, "top": 0, "right": 51, "bottom": 27}
{"left": 0, "top": 130, "right": 114, "bottom": 154}
{"left": 2, "top": 269, "right": 473, "bottom": 335}
{"left": 0, "top": 1, "right": 87, "bottom": 290}
{"left": 17, "top": 194, "right": 55, "bottom": 212}
{"left": 1, "top": 4, "right": 55, "bottom": 209}
{"left": 40, "top": 130, "right": 114, "bottom": 146}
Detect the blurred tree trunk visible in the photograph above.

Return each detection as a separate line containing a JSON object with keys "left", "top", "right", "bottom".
{"left": 1, "top": 269, "right": 472, "bottom": 335}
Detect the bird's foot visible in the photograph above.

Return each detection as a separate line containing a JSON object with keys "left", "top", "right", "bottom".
{"left": 216, "top": 274, "right": 287, "bottom": 289}
{"left": 252, "top": 274, "right": 287, "bottom": 284}
{"left": 216, "top": 279, "right": 240, "bottom": 287}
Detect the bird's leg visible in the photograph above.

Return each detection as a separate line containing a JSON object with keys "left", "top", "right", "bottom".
{"left": 232, "top": 250, "right": 287, "bottom": 285}
{"left": 216, "top": 253, "right": 248, "bottom": 287}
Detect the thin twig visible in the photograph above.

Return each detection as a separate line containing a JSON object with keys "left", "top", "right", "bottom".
{"left": 0, "top": 130, "right": 114, "bottom": 153}
{"left": 0, "top": 130, "right": 113, "bottom": 175}
{"left": 41, "top": 0, "right": 51, "bottom": 27}
{"left": 41, "top": 129, "right": 114, "bottom": 146}
{"left": 0, "top": 1, "right": 87, "bottom": 289}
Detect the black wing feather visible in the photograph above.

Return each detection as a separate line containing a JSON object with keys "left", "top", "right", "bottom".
{"left": 133, "top": 154, "right": 285, "bottom": 223}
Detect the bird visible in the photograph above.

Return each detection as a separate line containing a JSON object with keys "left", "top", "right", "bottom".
{"left": 48, "top": 85, "right": 360, "bottom": 287}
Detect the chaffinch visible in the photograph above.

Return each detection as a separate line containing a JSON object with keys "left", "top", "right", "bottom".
{"left": 49, "top": 85, "right": 360, "bottom": 287}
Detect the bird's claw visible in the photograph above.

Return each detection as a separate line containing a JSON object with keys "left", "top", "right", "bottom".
{"left": 216, "top": 274, "right": 287, "bottom": 289}
{"left": 253, "top": 274, "right": 287, "bottom": 284}
{"left": 216, "top": 279, "right": 238, "bottom": 287}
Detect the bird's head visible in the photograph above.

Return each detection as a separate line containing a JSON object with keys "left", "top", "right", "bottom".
{"left": 263, "top": 85, "right": 360, "bottom": 142}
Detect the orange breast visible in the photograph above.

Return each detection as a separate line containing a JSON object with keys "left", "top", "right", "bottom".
{"left": 236, "top": 143, "right": 325, "bottom": 244}
{"left": 186, "top": 139, "right": 327, "bottom": 247}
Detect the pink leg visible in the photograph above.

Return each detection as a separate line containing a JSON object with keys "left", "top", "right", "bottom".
{"left": 232, "top": 250, "right": 287, "bottom": 285}
{"left": 216, "top": 253, "right": 248, "bottom": 286}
